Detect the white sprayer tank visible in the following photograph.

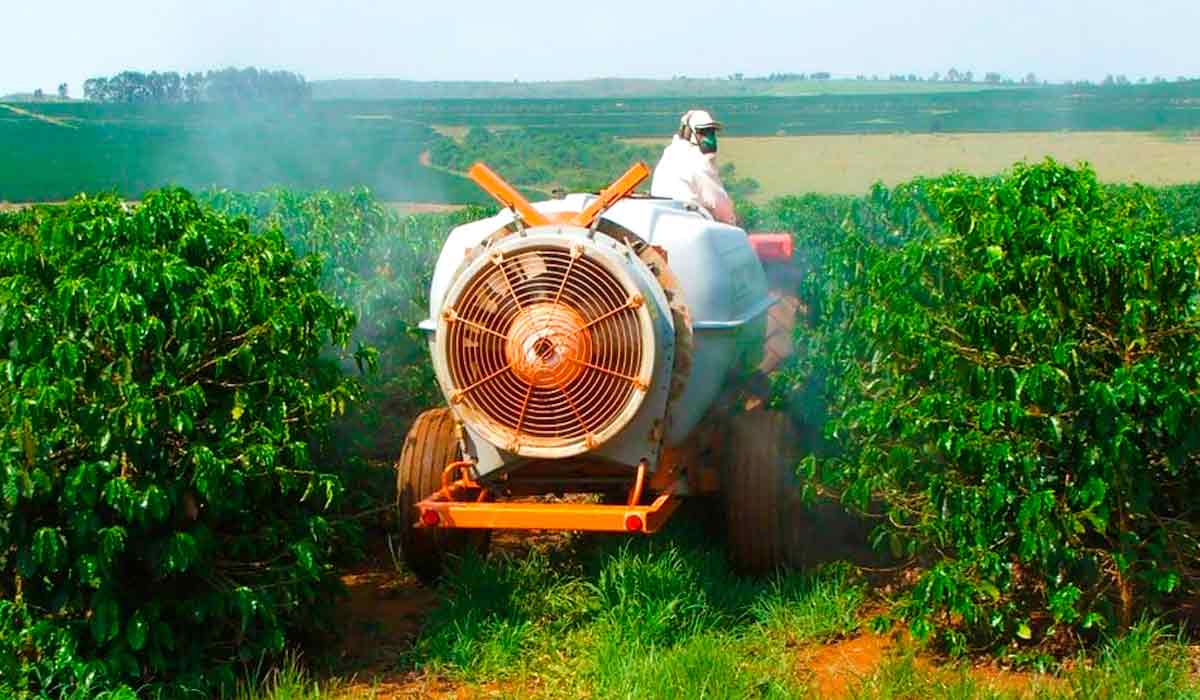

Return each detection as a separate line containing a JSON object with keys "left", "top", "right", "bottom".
{"left": 421, "top": 194, "right": 772, "bottom": 478}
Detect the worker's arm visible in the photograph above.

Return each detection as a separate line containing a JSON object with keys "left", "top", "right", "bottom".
{"left": 693, "top": 161, "right": 737, "bottom": 225}
{"left": 709, "top": 188, "right": 737, "bottom": 226}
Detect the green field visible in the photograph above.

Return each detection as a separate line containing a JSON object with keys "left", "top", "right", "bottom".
{"left": 0, "top": 102, "right": 484, "bottom": 203}
{"left": 311, "top": 76, "right": 1016, "bottom": 100}
{"left": 4, "top": 80, "right": 1200, "bottom": 203}
{"left": 671, "top": 131, "right": 1200, "bottom": 198}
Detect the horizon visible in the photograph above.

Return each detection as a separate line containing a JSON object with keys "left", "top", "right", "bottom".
{"left": 6, "top": 71, "right": 1197, "bottom": 101}
{"left": 4, "top": 0, "right": 1200, "bottom": 97}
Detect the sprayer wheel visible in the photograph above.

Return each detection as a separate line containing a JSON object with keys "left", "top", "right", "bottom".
{"left": 721, "top": 408, "right": 807, "bottom": 574}
{"left": 396, "top": 408, "right": 490, "bottom": 585}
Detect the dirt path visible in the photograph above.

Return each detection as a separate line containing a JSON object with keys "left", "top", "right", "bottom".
{"left": 797, "top": 633, "right": 1060, "bottom": 699}
{"left": 0, "top": 103, "right": 78, "bottom": 128}
{"left": 336, "top": 569, "right": 433, "bottom": 674}
{"left": 1, "top": 200, "right": 466, "bottom": 217}
{"left": 326, "top": 531, "right": 568, "bottom": 699}
{"left": 385, "top": 202, "right": 466, "bottom": 215}
{"left": 801, "top": 633, "right": 895, "bottom": 697}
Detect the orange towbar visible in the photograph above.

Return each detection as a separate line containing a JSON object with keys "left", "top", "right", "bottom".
{"left": 417, "top": 490, "right": 680, "bottom": 534}
{"left": 416, "top": 461, "right": 680, "bottom": 534}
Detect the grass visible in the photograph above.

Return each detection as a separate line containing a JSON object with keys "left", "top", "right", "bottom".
{"left": 230, "top": 655, "right": 341, "bottom": 700}
{"left": 1065, "top": 621, "right": 1199, "bottom": 700}
{"left": 230, "top": 513, "right": 1200, "bottom": 699}
{"left": 845, "top": 621, "right": 1199, "bottom": 700}
{"left": 626, "top": 132, "right": 1200, "bottom": 199}
{"left": 389, "top": 517, "right": 867, "bottom": 697}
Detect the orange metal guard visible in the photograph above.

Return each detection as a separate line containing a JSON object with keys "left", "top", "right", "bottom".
{"left": 417, "top": 458, "right": 679, "bottom": 534}
{"left": 417, "top": 489, "right": 681, "bottom": 534}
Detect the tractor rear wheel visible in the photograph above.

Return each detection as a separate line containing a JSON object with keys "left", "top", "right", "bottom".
{"left": 722, "top": 407, "right": 885, "bottom": 574}
{"left": 721, "top": 408, "right": 808, "bottom": 574}
{"left": 396, "top": 408, "right": 490, "bottom": 584}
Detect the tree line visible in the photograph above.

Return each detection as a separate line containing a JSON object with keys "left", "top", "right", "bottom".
{"left": 82, "top": 67, "right": 310, "bottom": 104}
{"left": 727, "top": 70, "right": 1197, "bottom": 86}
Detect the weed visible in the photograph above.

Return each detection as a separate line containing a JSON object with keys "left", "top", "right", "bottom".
{"left": 400, "top": 515, "right": 875, "bottom": 697}
{"left": 750, "top": 564, "right": 866, "bottom": 643}
{"left": 589, "top": 543, "right": 721, "bottom": 646}
{"left": 408, "top": 549, "right": 596, "bottom": 679}
{"left": 229, "top": 653, "right": 336, "bottom": 700}
{"left": 590, "top": 632, "right": 797, "bottom": 700}
{"left": 1066, "top": 620, "right": 1199, "bottom": 700}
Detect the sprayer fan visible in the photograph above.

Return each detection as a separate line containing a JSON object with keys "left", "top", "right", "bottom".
{"left": 440, "top": 239, "right": 654, "bottom": 457}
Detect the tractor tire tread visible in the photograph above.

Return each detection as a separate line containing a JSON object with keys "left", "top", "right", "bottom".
{"left": 396, "top": 408, "right": 489, "bottom": 584}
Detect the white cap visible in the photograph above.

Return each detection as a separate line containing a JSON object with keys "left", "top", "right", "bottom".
{"left": 681, "top": 109, "right": 723, "bottom": 131}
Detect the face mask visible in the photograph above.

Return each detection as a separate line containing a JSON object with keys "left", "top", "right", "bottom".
{"left": 698, "top": 130, "right": 718, "bottom": 154}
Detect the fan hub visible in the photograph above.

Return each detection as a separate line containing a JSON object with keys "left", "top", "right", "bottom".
{"left": 505, "top": 303, "right": 591, "bottom": 389}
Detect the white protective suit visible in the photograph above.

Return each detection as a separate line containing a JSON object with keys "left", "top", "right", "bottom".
{"left": 650, "top": 135, "right": 737, "bottom": 225}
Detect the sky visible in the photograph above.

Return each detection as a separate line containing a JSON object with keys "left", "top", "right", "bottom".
{"left": 4, "top": 0, "right": 1199, "bottom": 96}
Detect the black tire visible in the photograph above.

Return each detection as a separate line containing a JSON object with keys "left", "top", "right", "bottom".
{"left": 396, "top": 408, "right": 490, "bottom": 584}
{"left": 721, "top": 409, "right": 802, "bottom": 574}
{"left": 722, "top": 408, "right": 883, "bottom": 574}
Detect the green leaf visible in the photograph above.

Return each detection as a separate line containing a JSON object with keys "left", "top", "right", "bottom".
{"left": 140, "top": 485, "right": 170, "bottom": 523}
{"left": 100, "top": 526, "right": 127, "bottom": 566}
{"left": 1152, "top": 571, "right": 1181, "bottom": 594}
{"left": 127, "top": 611, "right": 149, "bottom": 651}
{"left": 32, "top": 527, "right": 64, "bottom": 573}
{"left": 91, "top": 595, "right": 120, "bottom": 644}
{"left": 161, "top": 532, "right": 199, "bottom": 574}
{"left": 102, "top": 478, "right": 135, "bottom": 520}
{"left": 1016, "top": 623, "right": 1033, "bottom": 640}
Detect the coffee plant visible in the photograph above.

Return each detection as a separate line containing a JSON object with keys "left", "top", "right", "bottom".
{"left": 780, "top": 161, "right": 1200, "bottom": 652}
{"left": 202, "top": 189, "right": 495, "bottom": 459}
{"left": 0, "top": 190, "right": 363, "bottom": 696}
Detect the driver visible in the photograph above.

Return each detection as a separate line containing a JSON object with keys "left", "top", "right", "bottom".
{"left": 650, "top": 109, "right": 737, "bottom": 225}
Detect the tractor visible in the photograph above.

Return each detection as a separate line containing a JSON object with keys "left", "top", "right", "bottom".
{"left": 396, "top": 161, "right": 821, "bottom": 583}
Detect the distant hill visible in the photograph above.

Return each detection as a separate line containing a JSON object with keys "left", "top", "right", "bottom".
{"left": 310, "top": 77, "right": 1014, "bottom": 101}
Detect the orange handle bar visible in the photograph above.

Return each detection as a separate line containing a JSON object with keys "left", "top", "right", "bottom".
{"left": 468, "top": 162, "right": 551, "bottom": 228}
{"left": 468, "top": 161, "right": 651, "bottom": 231}
{"left": 571, "top": 161, "right": 651, "bottom": 228}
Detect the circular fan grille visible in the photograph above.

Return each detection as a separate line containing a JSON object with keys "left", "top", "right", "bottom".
{"left": 441, "top": 243, "right": 650, "bottom": 454}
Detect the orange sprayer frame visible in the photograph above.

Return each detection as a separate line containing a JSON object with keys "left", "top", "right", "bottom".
{"left": 418, "top": 492, "right": 681, "bottom": 533}
{"left": 468, "top": 161, "right": 650, "bottom": 230}
{"left": 420, "top": 161, "right": 678, "bottom": 534}
{"left": 416, "top": 460, "right": 682, "bottom": 534}
{"left": 570, "top": 161, "right": 650, "bottom": 228}
{"left": 468, "top": 163, "right": 551, "bottom": 228}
